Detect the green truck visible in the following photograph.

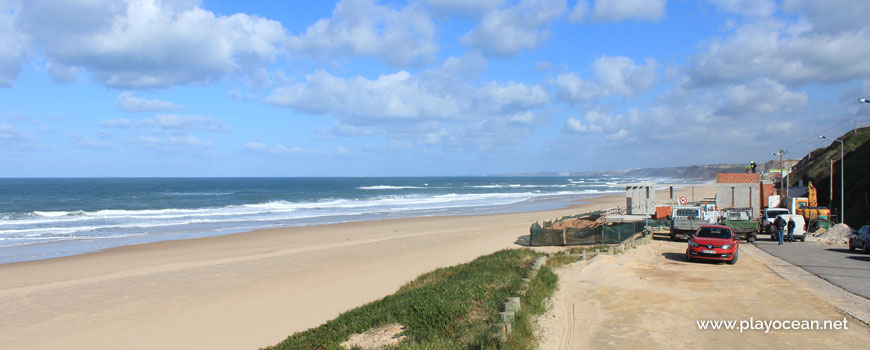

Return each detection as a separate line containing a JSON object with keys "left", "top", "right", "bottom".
{"left": 720, "top": 207, "right": 758, "bottom": 242}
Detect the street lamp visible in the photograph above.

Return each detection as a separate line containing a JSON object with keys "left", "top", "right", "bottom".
{"left": 771, "top": 149, "right": 784, "bottom": 207}
{"left": 819, "top": 135, "right": 844, "bottom": 223}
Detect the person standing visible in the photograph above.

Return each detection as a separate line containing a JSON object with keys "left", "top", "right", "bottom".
{"left": 775, "top": 215, "right": 786, "bottom": 245}
{"left": 787, "top": 218, "right": 796, "bottom": 242}
{"left": 750, "top": 161, "right": 757, "bottom": 174}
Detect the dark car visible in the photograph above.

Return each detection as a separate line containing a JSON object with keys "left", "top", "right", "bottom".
{"left": 849, "top": 225, "right": 870, "bottom": 254}
{"left": 686, "top": 225, "right": 739, "bottom": 264}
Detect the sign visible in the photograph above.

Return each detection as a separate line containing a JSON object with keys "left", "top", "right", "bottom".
{"left": 679, "top": 196, "right": 688, "bottom": 205}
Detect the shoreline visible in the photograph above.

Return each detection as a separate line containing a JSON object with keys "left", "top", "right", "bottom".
{"left": 0, "top": 190, "right": 619, "bottom": 264}
{"left": 0, "top": 186, "right": 714, "bottom": 350}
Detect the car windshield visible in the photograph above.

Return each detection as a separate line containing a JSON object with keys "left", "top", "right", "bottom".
{"left": 696, "top": 227, "right": 732, "bottom": 239}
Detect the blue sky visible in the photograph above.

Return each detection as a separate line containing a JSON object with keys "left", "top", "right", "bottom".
{"left": 1, "top": 0, "right": 868, "bottom": 176}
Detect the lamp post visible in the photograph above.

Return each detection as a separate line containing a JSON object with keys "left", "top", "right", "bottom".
{"left": 771, "top": 149, "right": 784, "bottom": 207}
{"left": 819, "top": 135, "right": 844, "bottom": 223}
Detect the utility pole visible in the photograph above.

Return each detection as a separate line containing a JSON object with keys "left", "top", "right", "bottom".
{"left": 778, "top": 148, "right": 784, "bottom": 206}
{"left": 819, "top": 136, "right": 845, "bottom": 223}
{"left": 830, "top": 160, "right": 834, "bottom": 208}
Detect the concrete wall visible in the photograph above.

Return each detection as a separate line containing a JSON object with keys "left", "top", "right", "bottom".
{"left": 626, "top": 185, "right": 656, "bottom": 215}
{"left": 716, "top": 183, "right": 760, "bottom": 218}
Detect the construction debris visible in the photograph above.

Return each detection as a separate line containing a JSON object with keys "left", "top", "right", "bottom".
{"left": 806, "top": 223, "right": 853, "bottom": 245}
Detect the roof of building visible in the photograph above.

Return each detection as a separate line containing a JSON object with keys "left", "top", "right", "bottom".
{"left": 716, "top": 173, "right": 759, "bottom": 184}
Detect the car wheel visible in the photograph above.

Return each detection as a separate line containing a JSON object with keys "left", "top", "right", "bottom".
{"left": 748, "top": 235, "right": 756, "bottom": 243}
{"left": 864, "top": 242, "right": 869, "bottom": 255}
{"left": 686, "top": 254, "right": 693, "bottom": 262}
{"left": 849, "top": 243, "right": 856, "bottom": 251}
{"left": 727, "top": 250, "right": 738, "bottom": 265}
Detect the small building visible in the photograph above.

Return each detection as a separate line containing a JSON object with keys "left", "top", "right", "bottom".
{"left": 715, "top": 173, "right": 760, "bottom": 218}
{"left": 625, "top": 183, "right": 656, "bottom": 216}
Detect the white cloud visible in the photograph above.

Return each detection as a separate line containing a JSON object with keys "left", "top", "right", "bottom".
{"left": 553, "top": 56, "right": 656, "bottom": 103}
{"left": 150, "top": 114, "right": 229, "bottom": 132}
{"left": 0, "top": 1, "right": 29, "bottom": 87}
{"left": 15, "top": 0, "right": 286, "bottom": 88}
{"left": 592, "top": 56, "right": 657, "bottom": 97}
{"left": 266, "top": 54, "right": 546, "bottom": 126}
{"left": 116, "top": 92, "right": 179, "bottom": 112}
{"left": 553, "top": 72, "right": 600, "bottom": 103}
{"left": 0, "top": 123, "right": 44, "bottom": 151}
{"left": 708, "top": 0, "right": 775, "bottom": 17}
{"left": 568, "top": 1, "right": 588, "bottom": 22}
{"left": 572, "top": 0, "right": 666, "bottom": 23}
{"left": 716, "top": 79, "right": 808, "bottom": 116}
{"left": 287, "top": 0, "right": 437, "bottom": 67}
{"left": 422, "top": 0, "right": 506, "bottom": 16}
{"left": 266, "top": 70, "right": 463, "bottom": 121}
{"left": 243, "top": 141, "right": 301, "bottom": 154}
{"left": 460, "top": 0, "right": 566, "bottom": 57}
{"left": 476, "top": 81, "right": 549, "bottom": 114}
{"left": 128, "top": 134, "right": 211, "bottom": 149}
{"left": 69, "top": 132, "right": 113, "bottom": 150}
{"left": 533, "top": 61, "right": 553, "bottom": 71}
{"left": 686, "top": 20, "right": 870, "bottom": 87}
{"left": 509, "top": 111, "right": 537, "bottom": 124}
{"left": 99, "top": 118, "right": 137, "bottom": 128}
{"left": 782, "top": 0, "right": 870, "bottom": 34}
{"left": 324, "top": 122, "right": 374, "bottom": 137}
{"left": 563, "top": 117, "right": 589, "bottom": 133}
{"left": 605, "top": 128, "right": 630, "bottom": 141}
{"left": 100, "top": 114, "right": 229, "bottom": 132}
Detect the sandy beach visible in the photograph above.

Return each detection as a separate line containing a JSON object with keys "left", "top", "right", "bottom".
{"left": 0, "top": 186, "right": 711, "bottom": 349}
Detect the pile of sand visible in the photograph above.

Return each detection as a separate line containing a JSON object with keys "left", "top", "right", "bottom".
{"left": 340, "top": 324, "right": 406, "bottom": 350}
{"left": 550, "top": 217, "right": 604, "bottom": 229}
{"left": 806, "top": 223, "right": 854, "bottom": 245}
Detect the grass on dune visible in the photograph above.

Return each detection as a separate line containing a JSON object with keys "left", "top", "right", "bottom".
{"left": 265, "top": 248, "right": 558, "bottom": 350}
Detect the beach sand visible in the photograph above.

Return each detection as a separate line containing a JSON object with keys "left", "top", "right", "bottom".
{"left": 0, "top": 186, "right": 713, "bottom": 350}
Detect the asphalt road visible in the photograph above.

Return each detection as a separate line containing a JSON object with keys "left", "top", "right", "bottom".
{"left": 754, "top": 239, "right": 870, "bottom": 300}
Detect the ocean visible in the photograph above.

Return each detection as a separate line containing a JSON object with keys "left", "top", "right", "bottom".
{"left": 0, "top": 177, "right": 653, "bottom": 263}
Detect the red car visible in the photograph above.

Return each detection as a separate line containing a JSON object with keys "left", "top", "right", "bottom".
{"left": 686, "top": 225, "right": 739, "bottom": 264}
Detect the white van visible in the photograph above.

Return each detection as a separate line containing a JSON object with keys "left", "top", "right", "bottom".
{"left": 762, "top": 208, "right": 790, "bottom": 235}
{"left": 774, "top": 214, "right": 806, "bottom": 242}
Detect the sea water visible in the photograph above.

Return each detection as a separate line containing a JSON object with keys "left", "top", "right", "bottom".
{"left": 0, "top": 177, "right": 655, "bottom": 263}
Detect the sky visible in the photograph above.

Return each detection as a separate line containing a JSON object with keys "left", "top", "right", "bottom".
{"left": 1, "top": 0, "right": 869, "bottom": 177}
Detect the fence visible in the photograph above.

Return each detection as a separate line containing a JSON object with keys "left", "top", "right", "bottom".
{"left": 529, "top": 214, "right": 669, "bottom": 246}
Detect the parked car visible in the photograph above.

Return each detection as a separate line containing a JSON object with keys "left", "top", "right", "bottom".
{"left": 686, "top": 225, "right": 739, "bottom": 264}
{"left": 774, "top": 214, "right": 806, "bottom": 242}
{"left": 849, "top": 225, "right": 870, "bottom": 254}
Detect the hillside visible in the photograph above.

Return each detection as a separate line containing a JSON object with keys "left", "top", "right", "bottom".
{"left": 505, "top": 163, "right": 745, "bottom": 181}
{"left": 788, "top": 126, "right": 870, "bottom": 227}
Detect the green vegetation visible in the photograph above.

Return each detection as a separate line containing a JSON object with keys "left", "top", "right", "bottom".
{"left": 266, "top": 249, "right": 556, "bottom": 350}
{"left": 544, "top": 253, "right": 581, "bottom": 268}
{"left": 788, "top": 126, "right": 870, "bottom": 227}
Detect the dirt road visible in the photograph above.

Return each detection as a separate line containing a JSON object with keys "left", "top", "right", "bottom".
{"left": 538, "top": 240, "right": 870, "bottom": 349}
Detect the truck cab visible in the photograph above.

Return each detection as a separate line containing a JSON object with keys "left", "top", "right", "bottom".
{"left": 670, "top": 206, "right": 709, "bottom": 241}
{"left": 720, "top": 207, "right": 758, "bottom": 242}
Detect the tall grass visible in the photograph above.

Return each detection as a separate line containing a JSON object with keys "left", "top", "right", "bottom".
{"left": 266, "top": 249, "right": 556, "bottom": 350}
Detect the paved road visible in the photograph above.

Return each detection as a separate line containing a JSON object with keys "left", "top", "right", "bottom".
{"left": 754, "top": 240, "right": 870, "bottom": 300}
